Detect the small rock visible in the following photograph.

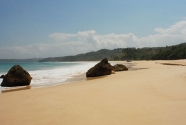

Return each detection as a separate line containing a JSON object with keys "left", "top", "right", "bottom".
{"left": 0, "top": 75, "right": 5, "bottom": 78}
{"left": 113, "top": 64, "right": 128, "bottom": 71}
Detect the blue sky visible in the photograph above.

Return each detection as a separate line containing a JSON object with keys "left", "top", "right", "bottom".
{"left": 0, "top": 0, "right": 186, "bottom": 59}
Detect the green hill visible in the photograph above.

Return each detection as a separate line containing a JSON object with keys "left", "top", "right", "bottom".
{"left": 39, "top": 43, "right": 186, "bottom": 62}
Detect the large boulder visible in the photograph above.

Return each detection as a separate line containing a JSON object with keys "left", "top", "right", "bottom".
{"left": 113, "top": 64, "right": 128, "bottom": 71}
{"left": 86, "top": 58, "right": 114, "bottom": 77}
{"left": 1, "top": 65, "right": 32, "bottom": 87}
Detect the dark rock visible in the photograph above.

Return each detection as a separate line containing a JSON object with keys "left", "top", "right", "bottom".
{"left": 1, "top": 65, "right": 32, "bottom": 87}
{"left": 86, "top": 58, "right": 114, "bottom": 77}
{"left": 113, "top": 64, "right": 128, "bottom": 71}
{"left": 0, "top": 75, "right": 5, "bottom": 78}
{"left": 127, "top": 60, "right": 132, "bottom": 62}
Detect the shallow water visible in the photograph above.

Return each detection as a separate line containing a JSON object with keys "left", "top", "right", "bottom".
{"left": 0, "top": 62, "right": 97, "bottom": 92}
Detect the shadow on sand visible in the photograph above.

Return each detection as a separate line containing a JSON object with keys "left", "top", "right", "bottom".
{"left": 86, "top": 75, "right": 107, "bottom": 81}
{"left": 1, "top": 85, "right": 31, "bottom": 93}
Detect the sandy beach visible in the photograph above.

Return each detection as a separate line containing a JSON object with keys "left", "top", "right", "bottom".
{"left": 0, "top": 60, "right": 186, "bottom": 125}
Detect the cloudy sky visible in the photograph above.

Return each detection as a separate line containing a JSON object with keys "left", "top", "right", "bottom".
{"left": 0, "top": 0, "right": 186, "bottom": 59}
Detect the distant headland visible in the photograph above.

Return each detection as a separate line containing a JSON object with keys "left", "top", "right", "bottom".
{"left": 0, "top": 42, "right": 186, "bottom": 62}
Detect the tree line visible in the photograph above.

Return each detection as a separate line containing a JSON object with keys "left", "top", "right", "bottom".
{"left": 39, "top": 43, "right": 186, "bottom": 62}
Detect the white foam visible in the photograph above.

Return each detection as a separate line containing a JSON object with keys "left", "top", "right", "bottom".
{"left": 29, "top": 62, "right": 97, "bottom": 88}
{"left": 0, "top": 62, "right": 97, "bottom": 92}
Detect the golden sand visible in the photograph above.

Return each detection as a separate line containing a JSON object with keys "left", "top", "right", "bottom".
{"left": 0, "top": 60, "right": 186, "bottom": 125}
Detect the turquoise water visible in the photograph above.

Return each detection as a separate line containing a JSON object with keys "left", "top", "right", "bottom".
{"left": 0, "top": 62, "right": 80, "bottom": 74}
{"left": 0, "top": 61, "right": 97, "bottom": 90}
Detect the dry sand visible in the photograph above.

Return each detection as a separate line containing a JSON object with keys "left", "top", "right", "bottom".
{"left": 0, "top": 60, "right": 186, "bottom": 125}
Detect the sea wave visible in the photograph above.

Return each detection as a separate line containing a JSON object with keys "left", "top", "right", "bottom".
{"left": 0, "top": 62, "right": 97, "bottom": 92}
{"left": 30, "top": 62, "right": 97, "bottom": 87}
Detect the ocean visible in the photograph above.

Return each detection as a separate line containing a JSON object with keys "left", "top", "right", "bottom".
{"left": 0, "top": 61, "right": 97, "bottom": 92}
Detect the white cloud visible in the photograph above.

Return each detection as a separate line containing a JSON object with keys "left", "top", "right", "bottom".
{"left": 49, "top": 33, "right": 76, "bottom": 41}
{"left": 155, "top": 20, "right": 186, "bottom": 35}
{"left": 139, "top": 34, "right": 186, "bottom": 47}
{"left": 1, "top": 20, "right": 186, "bottom": 59}
{"left": 49, "top": 31, "right": 139, "bottom": 49}
{"left": 139, "top": 20, "right": 186, "bottom": 47}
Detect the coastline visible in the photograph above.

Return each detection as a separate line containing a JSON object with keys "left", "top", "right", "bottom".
{"left": 0, "top": 61, "right": 99, "bottom": 93}
{"left": 63, "top": 61, "right": 136, "bottom": 84}
{"left": 0, "top": 60, "right": 186, "bottom": 125}
{"left": 0, "top": 61, "right": 132, "bottom": 93}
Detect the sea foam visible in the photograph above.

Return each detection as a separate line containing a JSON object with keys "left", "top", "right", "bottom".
{"left": 28, "top": 62, "right": 96, "bottom": 87}
{"left": 0, "top": 62, "right": 97, "bottom": 92}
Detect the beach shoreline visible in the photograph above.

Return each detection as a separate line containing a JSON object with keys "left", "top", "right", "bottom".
{"left": 0, "top": 60, "right": 133, "bottom": 93}
{"left": 0, "top": 60, "right": 186, "bottom": 125}
{"left": 0, "top": 61, "right": 100, "bottom": 93}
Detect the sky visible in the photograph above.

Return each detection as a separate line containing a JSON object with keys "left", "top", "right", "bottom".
{"left": 0, "top": 0, "right": 186, "bottom": 59}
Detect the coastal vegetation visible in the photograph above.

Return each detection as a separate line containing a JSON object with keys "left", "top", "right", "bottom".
{"left": 0, "top": 43, "right": 185, "bottom": 62}
{"left": 39, "top": 42, "right": 186, "bottom": 62}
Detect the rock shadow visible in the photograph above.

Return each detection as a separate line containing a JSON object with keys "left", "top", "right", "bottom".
{"left": 86, "top": 75, "right": 108, "bottom": 81}
{"left": 1, "top": 85, "right": 31, "bottom": 93}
